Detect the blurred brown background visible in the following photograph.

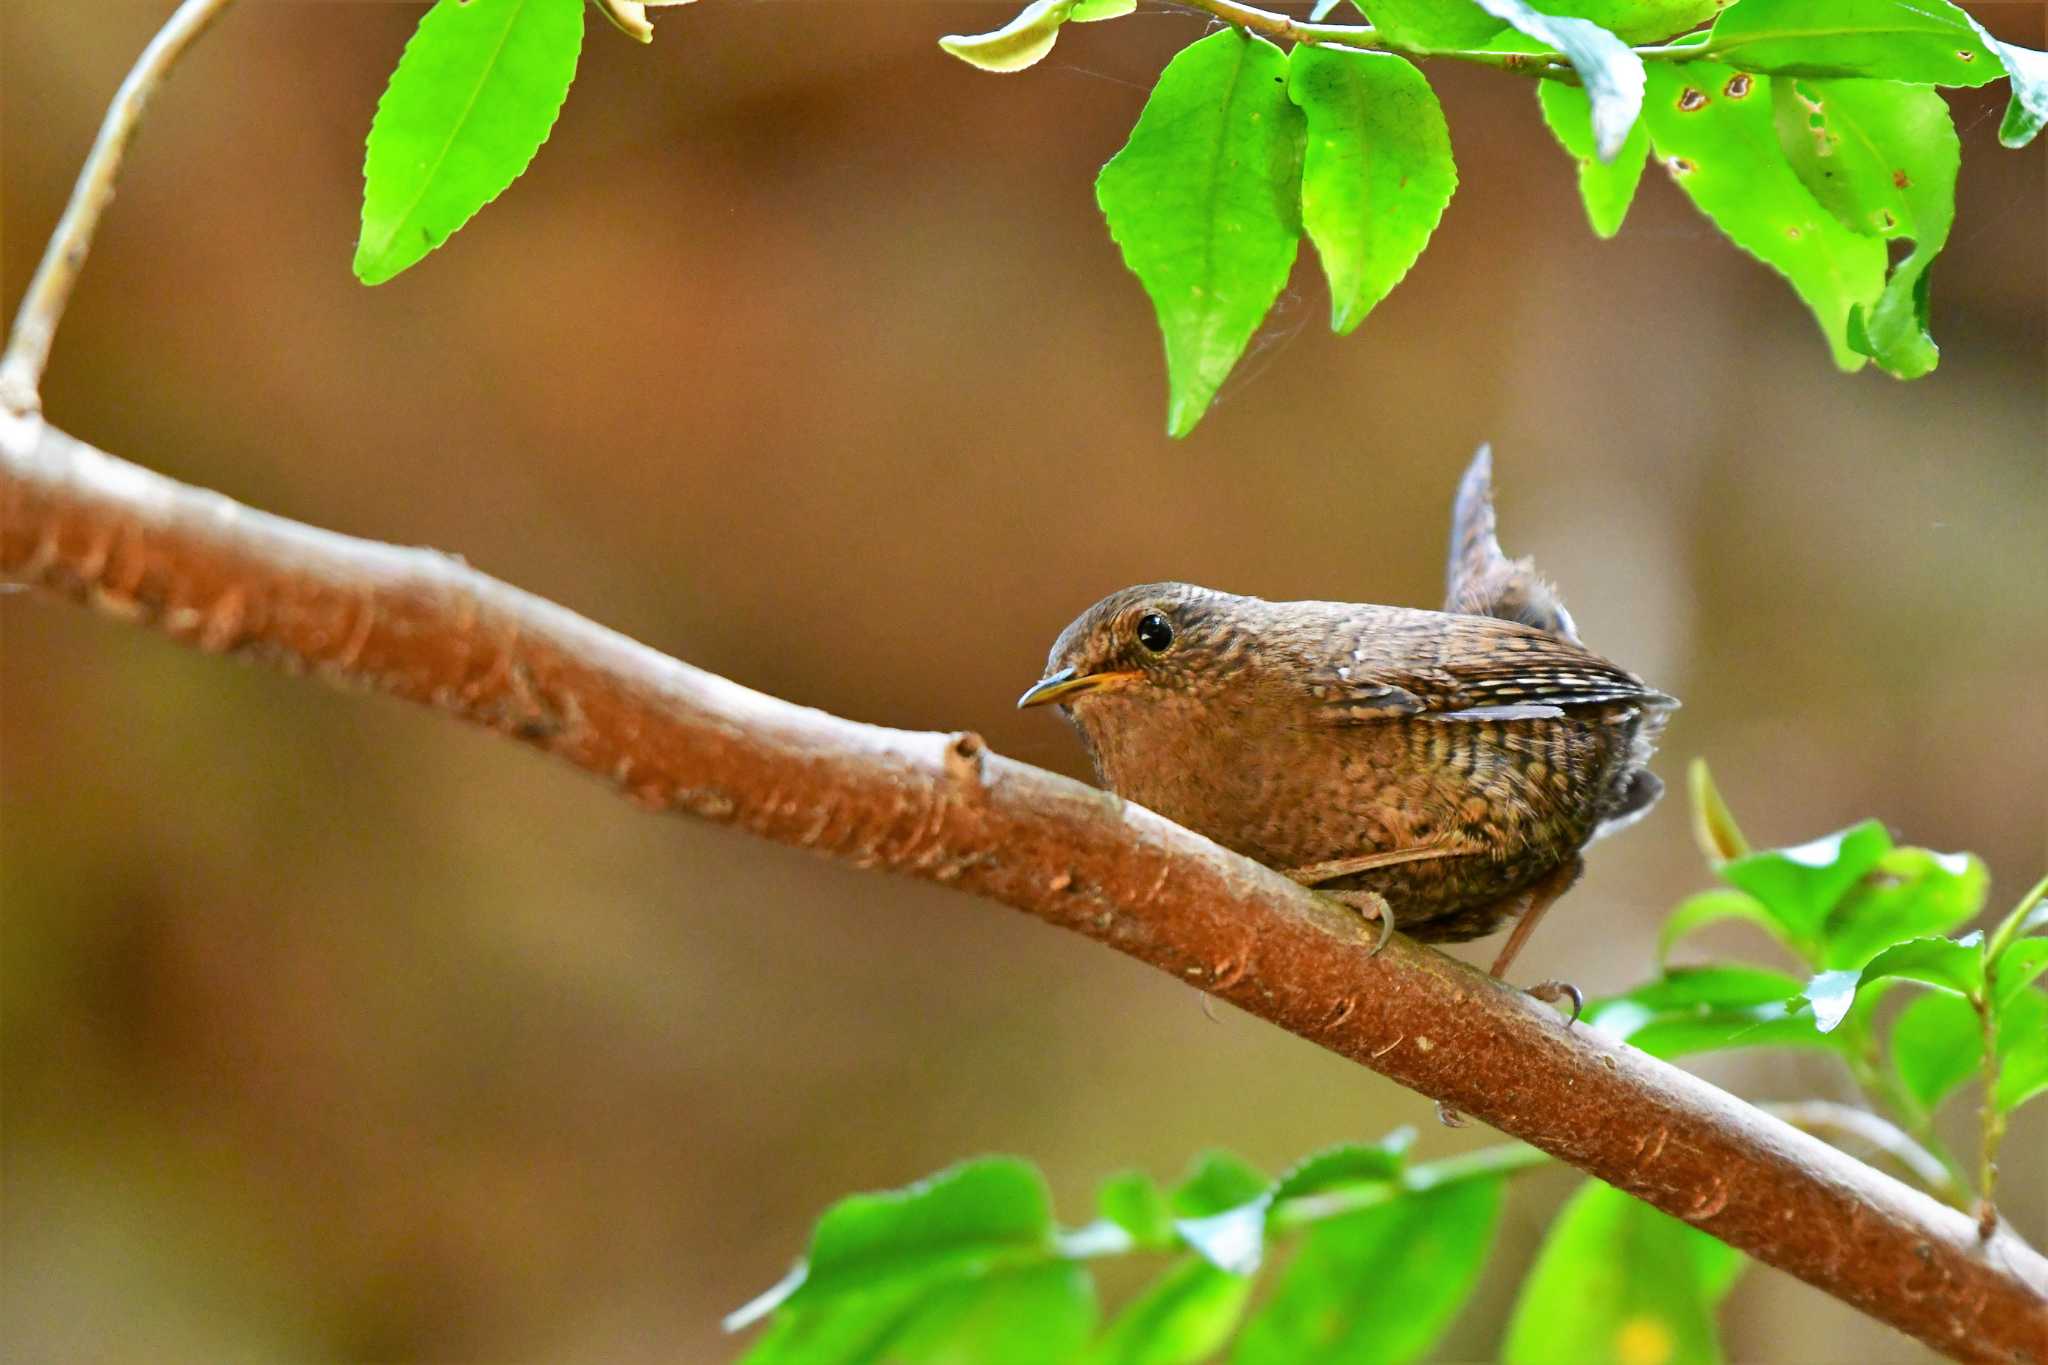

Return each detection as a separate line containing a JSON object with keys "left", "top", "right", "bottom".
{"left": 4, "top": 1, "right": 2044, "bottom": 1360}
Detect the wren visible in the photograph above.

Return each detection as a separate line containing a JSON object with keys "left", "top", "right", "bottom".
{"left": 1018, "top": 446, "right": 1674, "bottom": 1013}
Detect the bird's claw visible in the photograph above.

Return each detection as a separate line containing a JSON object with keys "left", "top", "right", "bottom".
{"left": 1435, "top": 1099, "right": 1470, "bottom": 1129}
{"left": 1315, "top": 890, "right": 1396, "bottom": 955}
{"left": 1529, "top": 979, "right": 1584, "bottom": 1027}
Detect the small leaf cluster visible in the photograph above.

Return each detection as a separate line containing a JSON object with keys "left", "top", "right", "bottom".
{"left": 1588, "top": 761, "right": 2047, "bottom": 1208}
{"left": 943, "top": 0, "right": 2048, "bottom": 434}
{"left": 727, "top": 1133, "right": 1745, "bottom": 1364}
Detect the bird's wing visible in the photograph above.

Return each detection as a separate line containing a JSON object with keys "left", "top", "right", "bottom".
{"left": 1317, "top": 616, "right": 1670, "bottom": 725}
{"left": 1444, "top": 445, "right": 1581, "bottom": 645}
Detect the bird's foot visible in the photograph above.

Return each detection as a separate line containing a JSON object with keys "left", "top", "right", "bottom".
{"left": 1318, "top": 890, "right": 1395, "bottom": 955}
{"left": 1527, "top": 979, "right": 1584, "bottom": 1028}
{"left": 1435, "top": 1100, "right": 1470, "bottom": 1129}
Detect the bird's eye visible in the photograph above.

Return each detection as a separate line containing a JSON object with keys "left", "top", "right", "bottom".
{"left": 1135, "top": 612, "right": 1174, "bottom": 653}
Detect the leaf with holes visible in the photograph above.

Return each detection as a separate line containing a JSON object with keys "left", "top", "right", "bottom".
{"left": 1097, "top": 31, "right": 1304, "bottom": 437}
{"left": 1644, "top": 65, "right": 1886, "bottom": 371}
{"left": 1770, "top": 79, "right": 1957, "bottom": 378}
{"left": 1708, "top": 0, "right": 2002, "bottom": 86}
{"left": 1504, "top": 1180, "right": 1744, "bottom": 1365}
{"left": 357, "top": 0, "right": 585, "bottom": 285}
{"left": 1539, "top": 79, "right": 1650, "bottom": 237}
{"left": 1288, "top": 47, "right": 1456, "bottom": 333}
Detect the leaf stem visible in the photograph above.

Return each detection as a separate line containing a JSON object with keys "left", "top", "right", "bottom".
{"left": 0, "top": 0, "right": 238, "bottom": 418}
{"left": 1166, "top": 0, "right": 1710, "bottom": 78}
{"left": 1267, "top": 1141, "right": 1551, "bottom": 1232}
{"left": 1844, "top": 1041, "right": 1974, "bottom": 1208}
{"left": 1973, "top": 979, "right": 2003, "bottom": 1239}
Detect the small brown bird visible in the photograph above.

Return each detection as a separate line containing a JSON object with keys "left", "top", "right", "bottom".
{"left": 1018, "top": 447, "right": 1673, "bottom": 1013}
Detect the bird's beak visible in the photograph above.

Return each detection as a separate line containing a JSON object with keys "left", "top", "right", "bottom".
{"left": 1016, "top": 667, "right": 1135, "bottom": 709}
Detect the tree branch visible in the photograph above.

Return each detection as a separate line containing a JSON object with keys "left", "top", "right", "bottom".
{"left": 3, "top": 419, "right": 2044, "bottom": 1364}
{"left": 0, "top": 0, "right": 236, "bottom": 417}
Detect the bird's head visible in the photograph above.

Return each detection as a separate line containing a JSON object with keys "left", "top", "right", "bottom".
{"left": 1017, "top": 582, "right": 1243, "bottom": 715}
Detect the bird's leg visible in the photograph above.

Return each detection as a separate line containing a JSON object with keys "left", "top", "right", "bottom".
{"left": 1486, "top": 856, "right": 1585, "bottom": 1025}
{"left": 1284, "top": 842, "right": 1469, "bottom": 887}
{"left": 1284, "top": 841, "right": 1475, "bottom": 955}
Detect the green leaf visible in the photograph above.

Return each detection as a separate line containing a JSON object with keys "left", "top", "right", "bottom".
{"left": 1233, "top": 1177, "right": 1502, "bottom": 1365}
{"left": 1799, "top": 968, "right": 1860, "bottom": 1032}
{"left": 1770, "top": 79, "right": 1957, "bottom": 378}
{"left": 1994, "top": 939, "right": 2048, "bottom": 1010}
{"left": 1658, "top": 890, "right": 1785, "bottom": 965}
{"left": 1096, "top": 1169, "right": 1175, "bottom": 1248}
{"left": 790, "top": 1158, "right": 1056, "bottom": 1310}
{"left": 1858, "top": 932, "right": 1985, "bottom": 997}
{"left": 1587, "top": 965, "right": 1838, "bottom": 1058}
{"left": 1085, "top": 1257, "right": 1254, "bottom": 1365}
{"left": 1891, "top": 989, "right": 1981, "bottom": 1113}
{"left": 356, "top": 0, "right": 584, "bottom": 286}
{"left": 1097, "top": 31, "right": 1305, "bottom": 437}
{"left": 1271, "top": 1132, "right": 1412, "bottom": 1204}
{"left": 1987, "top": 38, "right": 2048, "bottom": 148}
{"left": 1286, "top": 48, "right": 1456, "bottom": 334}
{"left": 1539, "top": 79, "right": 1650, "bottom": 237}
{"left": 1819, "top": 847, "right": 1986, "bottom": 971}
{"left": 1169, "top": 1150, "right": 1274, "bottom": 1276}
{"left": 1716, "top": 818, "right": 1892, "bottom": 954}
{"left": 939, "top": 0, "right": 1075, "bottom": 74}
{"left": 1540, "top": 0, "right": 1735, "bottom": 44}
{"left": 1707, "top": 0, "right": 2002, "bottom": 86}
{"left": 1356, "top": 0, "right": 1509, "bottom": 49}
{"left": 1170, "top": 1150, "right": 1272, "bottom": 1217}
{"left": 1503, "top": 1180, "right": 1744, "bottom": 1365}
{"left": 887, "top": 1262, "right": 1098, "bottom": 1365}
{"left": 1072, "top": 0, "right": 1138, "bottom": 19}
{"left": 737, "top": 1280, "right": 936, "bottom": 1365}
{"left": 1805, "top": 932, "right": 1985, "bottom": 1034}
{"left": 1687, "top": 758, "right": 1752, "bottom": 863}
{"left": 1474, "top": 0, "right": 1645, "bottom": 158}
{"left": 1994, "top": 987, "right": 2048, "bottom": 1113}
{"left": 1643, "top": 65, "right": 1887, "bottom": 372}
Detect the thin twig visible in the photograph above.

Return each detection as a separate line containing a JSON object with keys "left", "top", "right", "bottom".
{"left": 1167, "top": 0, "right": 1706, "bottom": 77}
{"left": 0, "top": 0, "right": 237, "bottom": 417}
{"left": 1764, "top": 1100, "right": 1960, "bottom": 1203}
{"left": 2, "top": 422, "right": 2044, "bottom": 1363}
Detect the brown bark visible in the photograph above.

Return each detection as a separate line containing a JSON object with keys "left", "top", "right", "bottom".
{"left": 4, "top": 419, "right": 2044, "bottom": 1363}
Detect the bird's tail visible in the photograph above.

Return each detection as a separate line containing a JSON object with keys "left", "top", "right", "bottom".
{"left": 1444, "top": 444, "right": 1581, "bottom": 645}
